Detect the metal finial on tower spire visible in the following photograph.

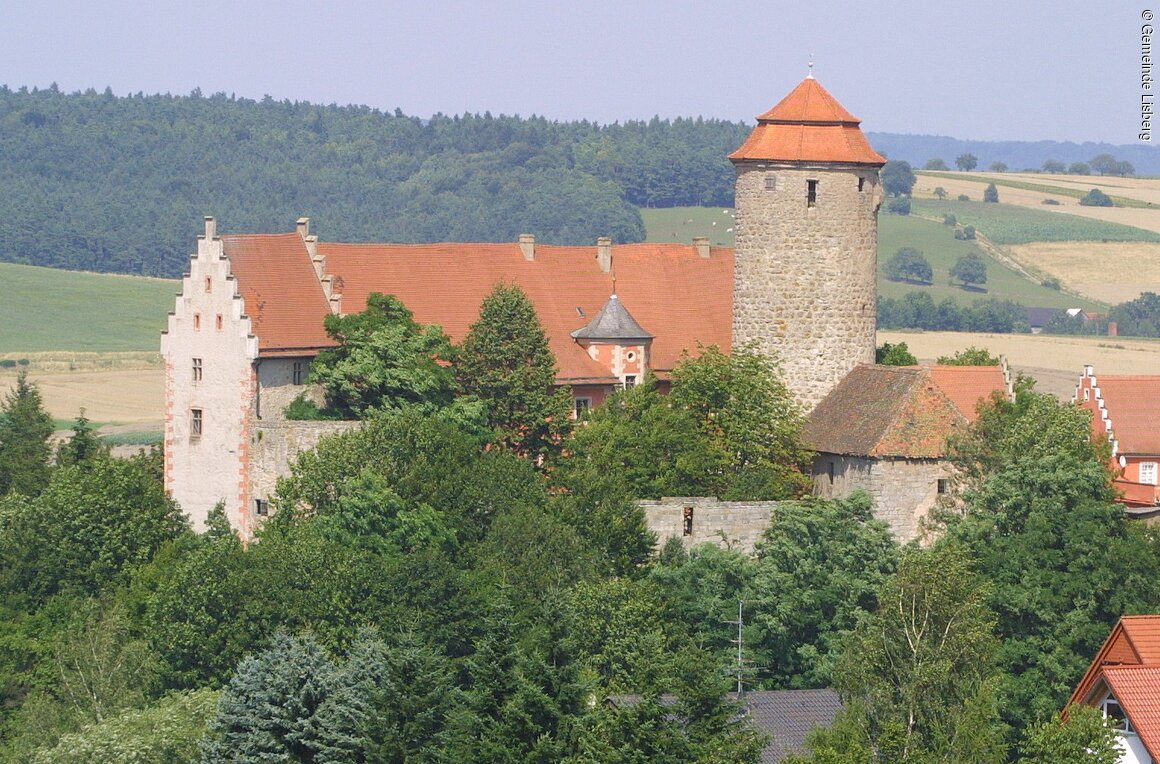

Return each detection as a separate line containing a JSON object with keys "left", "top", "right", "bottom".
{"left": 807, "top": 55, "right": 815, "bottom": 79}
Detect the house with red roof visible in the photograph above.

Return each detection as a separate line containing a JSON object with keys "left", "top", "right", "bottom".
{"left": 1075, "top": 366, "right": 1160, "bottom": 517}
{"left": 803, "top": 363, "right": 1012, "bottom": 541}
{"left": 1067, "top": 615, "right": 1160, "bottom": 763}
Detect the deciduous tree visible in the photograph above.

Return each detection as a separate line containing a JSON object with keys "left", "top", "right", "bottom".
{"left": 950, "top": 252, "right": 987, "bottom": 288}
{"left": 880, "top": 160, "right": 916, "bottom": 197}
{"left": 955, "top": 153, "right": 978, "bottom": 171}
{"left": 884, "top": 247, "right": 932, "bottom": 284}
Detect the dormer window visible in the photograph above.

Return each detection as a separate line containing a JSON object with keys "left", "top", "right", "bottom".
{"left": 1101, "top": 693, "right": 1133, "bottom": 732}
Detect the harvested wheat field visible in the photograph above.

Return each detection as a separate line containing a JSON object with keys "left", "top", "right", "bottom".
{"left": 880, "top": 330, "right": 1160, "bottom": 398}
{"left": 0, "top": 355, "right": 163, "bottom": 427}
{"left": 1005, "top": 242, "right": 1160, "bottom": 304}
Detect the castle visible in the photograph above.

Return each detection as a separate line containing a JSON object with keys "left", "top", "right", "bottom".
{"left": 162, "top": 76, "right": 934, "bottom": 539}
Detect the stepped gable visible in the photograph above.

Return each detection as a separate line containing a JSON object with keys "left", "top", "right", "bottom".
{"left": 317, "top": 240, "right": 733, "bottom": 384}
{"left": 728, "top": 77, "right": 886, "bottom": 165}
{"left": 802, "top": 365, "right": 966, "bottom": 459}
{"left": 222, "top": 233, "right": 336, "bottom": 355}
{"left": 571, "top": 294, "right": 653, "bottom": 340}
{"left": 1087, "top": 375, "right": 1160, "bottom": 454}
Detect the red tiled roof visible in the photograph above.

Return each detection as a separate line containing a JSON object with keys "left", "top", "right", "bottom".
{"left": 1089, "top": 376, "right": 1160, "bottom": 454}
{"left": 1069, "top": 615, "right": 1160, "bottom": 713}
{"left": 316, "top": 241, "right": 734, "bottom": 383}
{"left": 803, "top": 365, "right": 965, "bottom": 458}
{"left": 222, "top": 234, "right": 337, "bottom": 354}
{"left": 1102, "top": 666, "right": 1160, "bottom": 759}
{"left": 729, "top": 78, "right": 886, "bottom": 165}
{"left": 927, "top": 366, "right": 1008, "bottom": 423}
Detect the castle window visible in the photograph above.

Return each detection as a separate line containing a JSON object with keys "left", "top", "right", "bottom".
{"left": 255, "top": 499, "right": 269, "bottom": 517}
{"left": 192, "top": 357, "right": 203, "bottom": 382}
{"left": 683, "top": 506, "right": 694, "bottom": 536}
{"left": 764, "top": 173, "right": 777, "bottom": 191}
{"left": 858, "top": 177, "right": 865, "bottom": 192}
{"left": 624, "top": 375, "right": 637, "bottom": 389}
{"left": 1142, "top": 462, "right": 1158, "bottom": 485}
{"left": 193, "top": 313, "right": 201, "bottom": 330}
{"left": 625, "top": 350, "right": 637, "bottom": 362}
{"left": 292, "top": 361, "right": 306, "bottom": 385}
{"left": 574, "top": 397, "right": 592, "bottom": 418}
{"left": 1083, "top": 388, "right": 1090, "bottom": 401}
{"left": 937, "top": 478, "right": 950, "bottom": 494}
{"left": 807, "top": 179, "right": 818, "bottom": 207}
{"left": 205, "top": 276, "right": 212, "bottom": 292}
{"left": 215, "top": 314, "right": 223, "bottom": 331}
{"left": 190, "top": 408, "right": 203, "bottom": 438}
{"left": 827, "top": 461, "right": 835, "bottom": 485}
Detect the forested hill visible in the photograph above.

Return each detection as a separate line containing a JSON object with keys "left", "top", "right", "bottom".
{"left": 2, "top": 85, "right": 1154, "bottom": 278}
{"left": 0, "top": 85, "right": 746, "bottom": 276}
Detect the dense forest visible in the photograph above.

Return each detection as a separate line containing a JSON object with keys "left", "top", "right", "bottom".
{"left": 0, "top": 85, "right": 746, "bottom": 276}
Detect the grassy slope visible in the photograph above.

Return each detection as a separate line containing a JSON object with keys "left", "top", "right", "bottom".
{"left": 0, "top": 263, "right": 177, "bottom": 353}
{"left": 640, "top": 206, "right": 1102, "bottom": 310}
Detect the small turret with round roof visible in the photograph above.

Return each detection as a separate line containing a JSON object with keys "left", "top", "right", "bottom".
{"left": 730, "top": 72, "right": 886, "bottom": 410}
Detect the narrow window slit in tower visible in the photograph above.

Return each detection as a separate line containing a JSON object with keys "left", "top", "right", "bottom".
{"left": 683, "top": 506, "right": 694, "bottom": 536}
{"left": 807, "top": 179, "right": 818, "bottom": 207}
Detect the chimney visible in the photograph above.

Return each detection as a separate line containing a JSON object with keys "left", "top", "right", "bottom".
{"left": 296, "top": 217, "right": 311, "bottom": 238}
{"left": 203, "top": 216, "right": 217, "bottom": 239}
{"left": 519, "top": 233, "right": 535, "bottom": 261}
{"left": 596, "top": 237, "right": 612, "bottom": 273}
{"left": 693, "top": 236, "right": 710, "bottom": 258}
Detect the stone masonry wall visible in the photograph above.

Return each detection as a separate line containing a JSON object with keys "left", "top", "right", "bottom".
{"left": 811, "top": 453, "right": 946, "bottom": 542}
{"left": 249, "top": 420, "right": 361, "bottom": 510}
{"left": 257, "top": 358, "right": 325, "bottom": 421}
{"left": 639, "top": 496, "right": 779, "bottom": 555}
{"left": 733, "top": 163, "right": 882, "bottom": 410}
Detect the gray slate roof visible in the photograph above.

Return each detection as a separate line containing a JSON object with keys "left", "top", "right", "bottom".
{"left": 743, "top": 689, "right": 843, "bottom": 763}
{"left": 570, "top": 294, "right": 653, "bottom": 340}
{"left": 606, "top": 688, "right": 843, "bottom": 763}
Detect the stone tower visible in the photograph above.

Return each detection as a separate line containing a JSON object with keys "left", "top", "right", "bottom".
{"left": 730, "top": 76, "right": 886, "bottom": 410}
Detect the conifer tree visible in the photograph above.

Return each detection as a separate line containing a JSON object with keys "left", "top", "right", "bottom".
{"left": 457, "top": 283, "right": 573, "bottom": 460}
{"left": 0, "top": 370, "right": 54, "bottom": 496}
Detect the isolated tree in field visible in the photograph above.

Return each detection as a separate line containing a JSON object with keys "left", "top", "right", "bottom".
{"left": 983, "top": 182, "right": 999, "bottom": 203}
{"left": 955, "top": 153, "right": 978, "bottom": 171}
{"left": 989, "top": 161, "right": 1008, "bottom": 173}
{"left": 457, "top": 283, "right": 573, "bottom": 460}
{"left": 1068, "top": 161, "right": 1091, "bottom": 175}
{"left": 875, "top": 342, "right": 918, "bottom": 366}
{"left": 1079, "top": 188, "right": 1113, "bottom": 207}
{"left": 924, "top": 158, "right": 949, "bottom": 171}
{"left": 1089, "top": 153, "right": 1118, "bottom": 175}
{"left": 884, "top": 247, "right": 932, "bottom": 284}
{"left": 932, "top": 186, "right": 947, "bottom": 200}
{"left": 0, "top": 370, "right": 54, "bottom": 496}
{"left": 951, "top": 253, "right": 987, "bottom": 288}
{"left": 309, "top": 292, "right": 457, "bottom": 418}
{"left": 880, "top": 160, "right": 916, "bottom": 197}
{"left": 1042, "top": 159, "right": 1066, "bottom": 174}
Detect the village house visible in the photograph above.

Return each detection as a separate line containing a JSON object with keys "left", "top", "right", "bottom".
{"left": 1067, "top": 615, "right": 1160, "bottom": 763}
{"left": 802, "top": 363, "right": 1013, "bottom": 541}
{"left": 1075, "top": 366, "right": 1160, "bottom": 518}
{"left": 164, "top": 75, "right": 954, "bottom": 542}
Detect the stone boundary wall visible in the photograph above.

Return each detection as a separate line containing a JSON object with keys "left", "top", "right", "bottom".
{"left": 638, "top": 496, "right": 780, "bottom": 555}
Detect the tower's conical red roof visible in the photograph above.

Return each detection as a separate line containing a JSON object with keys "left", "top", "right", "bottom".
{"left": 729, "top": 77, "right": 886, "bottom": 165}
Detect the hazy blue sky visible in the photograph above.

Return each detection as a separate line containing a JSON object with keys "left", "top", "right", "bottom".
{"left": 0, "top": 0, "right": 1149, "bottom": 144}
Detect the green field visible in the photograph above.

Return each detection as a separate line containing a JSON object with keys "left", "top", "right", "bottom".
{"left": 910, "top": 199, "right": 1160, "bottom": 245}
{"left": 640, "top": 206, "right": 1103, "bottom": 310}
{"left": 0, "top": 263, "right": 178, "bottom": 353}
